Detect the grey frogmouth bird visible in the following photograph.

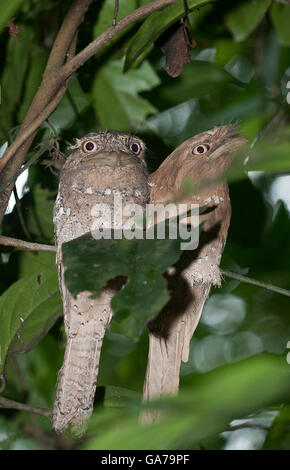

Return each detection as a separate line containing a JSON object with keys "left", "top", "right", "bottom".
{"left": 142, "top": 125, "right": 247, "bottom": 421}
{"left": 53, "top": 130, "right": 149, "bottom": 434}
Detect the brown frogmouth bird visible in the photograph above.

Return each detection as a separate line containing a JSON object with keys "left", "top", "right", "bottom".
{"left": 142, "top": 125, "right": 247, "bottom": 421}
{"left": 53, "top": 130, "right": 149, "bottom": 434}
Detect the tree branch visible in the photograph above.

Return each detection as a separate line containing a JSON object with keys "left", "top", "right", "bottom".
{"left": 1, "top": 234, "right": 289, "bottom": 298}
{"left": 62, "top": 0, "right": 176, "bottom": 77}
{"left": 0, "top": 0, "right": 93, "bottom": 223}
{"left": 221, "top": 269, "right": 290, "bottom": 297}
{"left": 0, "top": 84, "right": 67, "bottom": 175}
{"left": 0, "top": 0, "right": 177, "bottom": 224}
{"left": 0, "top": 395, "right": 52, "bottom": 420}
{"left": 0, "top": 235, "right": 56, "bottom": 253}
{"left": 46, "top": 0, "right": 92, "bottom": 70}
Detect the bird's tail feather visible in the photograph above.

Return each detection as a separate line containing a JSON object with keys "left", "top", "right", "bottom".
{"left": 141, "top": 283, "right": 211, "bottom": 424}
{"left": 52, "top": 290, "right": 112, "bottom": 435}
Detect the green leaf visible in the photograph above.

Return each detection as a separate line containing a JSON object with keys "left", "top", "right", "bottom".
{"left": 226, "top": 0, "right": 272, "bottom": 43}
{"left": 85, "top": 353, "right": 290, "bottom": 449}
{"left": 62, "top": 233, "right": 183, "bottom": 340}
{"left": 24, "top": 184, "right": 55, "bottom": 242}
{"left": 0, "top": 28, "right": 34, "bottom": 140}
{"left": 92, "top": 58, "right": 159, "bottom": 131}
{"left": 156, "top": 59, "right": 236, "bottom": 105}
{"left": 17, "top": 45, "right": 47, "bottom": 123}
{"left": 263, "top": 405, "right": 290, "bottom": 450}
{"left": 224, "top": 55, "right": 254, "bottom": 84}
{"left": 270, "top": 3, "right": 290, "bottom": 47}
{"left": 145, "top": 80, "right": 266, "bottom": 147}
{"left": 49, "top": 77, "right": 90, "bottom": 132}
{"left": 0, "top": 268, "right": 61, "bottom": 374}
{"left": 124, "top": 0, "right": 214, "bottom": 71}
{"left": 17, "top": 251, "right": 56, "bottom": 279}
{"left": 0, "top": 0, "right": 23, "bottom": 34}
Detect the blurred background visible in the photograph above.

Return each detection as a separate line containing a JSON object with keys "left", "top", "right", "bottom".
{"left": 0, "top": 0, "right": 290, "bottom": 450}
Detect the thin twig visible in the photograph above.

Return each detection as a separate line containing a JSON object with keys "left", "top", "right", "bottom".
{"left": 0, "top": 234, "right": 289, "bottom": 299}
{"left": 61, "top": 0, "right": 176, "bottom": 78}
{"left": 113, "top": 0, "right": 119, "bottom": 26}
{"left": 0, "top": 395, "right": 52, "bottom": 420}
{"left": 0, "top": 235, "right": 56, "bottom": 253}
{"left": 221, "top": 269, "right": 290, "bottom": 298}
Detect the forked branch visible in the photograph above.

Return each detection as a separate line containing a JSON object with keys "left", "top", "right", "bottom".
{"left": 0, "top": 0, "right": 177, "bottom": 223}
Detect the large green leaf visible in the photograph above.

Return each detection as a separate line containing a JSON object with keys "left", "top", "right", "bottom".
{"left": 226, "top": 0, "right": 272, "bottom": 43}
{"left": 0, "top": 268, "right": 61, "bottom": 374}
{"left": 85, "top": 353, "right": 290, "bottom": 449}
{"left": 124, "top": 0, "right": 215, "bottom": 71}
{"left": 17, "top": 45, "right": 47, "bottom": 123}
{"left": 155, "top": 59, "right": 237, "bottom": 104}
{"left": 145, "top": 80, "right": 266, "bottom": 147}
{"left": 270, "top": 3, "right": 290, "bottom": 47}
{"left": 92, "top": 58, "right": 160, "bottom": 131}
{"left": 49, "top": 77, "right": 90, "bottom": 132}
{"left": 24, "top": 184, "right": 55, "bottom": 242}
{"left": 0, "top": 28, "right": 34, "bottom": 140}
{"left": 17, "top": 251, "right": 56, "bottom": 279}
{"left": 62, "top": 232, "right": 183, "bottom": 340}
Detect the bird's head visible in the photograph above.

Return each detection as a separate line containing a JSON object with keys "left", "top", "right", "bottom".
{"left": 149, "top": 125, "right": 247, "bottom": 201}
{"left": 65, "top": 130, "right": 146, "bottom": 169}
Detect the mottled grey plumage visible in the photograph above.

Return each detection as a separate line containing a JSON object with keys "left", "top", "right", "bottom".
{"left": 53, "top": 130, "right": 149, "bottom": 434}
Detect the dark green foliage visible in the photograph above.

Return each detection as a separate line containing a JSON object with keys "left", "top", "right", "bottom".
{"left": 0, "top": 0, "right": 290, "bottom": 450}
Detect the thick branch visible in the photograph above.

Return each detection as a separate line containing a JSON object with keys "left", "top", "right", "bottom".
{"left": 0, "top": 0, "right": 177, "bottom": 224}
{"left": 46, "top": 0, "right": 92, "bottom": 70}
{"left": 0, "top": 1, "right": 90, "bottom": 223}
{"left": 0, "top": 395, "right": 52, "bottom": 420}
{"left": 1, "top": 0, "right": 176, "bottom": 175}
{"left": 0, "top": 235, "right": 56, "bottom": 253}
{"left": 18, "top": 0, "right": 92, "bottom": 130}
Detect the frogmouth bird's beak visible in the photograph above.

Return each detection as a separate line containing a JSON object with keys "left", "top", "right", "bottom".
{"left": 80, "top": 151, "right": 141, "bottom": 167}
{"left": 213, "top": 131, "right": 248, "bottom": 159}
{"left": 229, "top": 133, "right": 248, "bottom": 152}
{"left": 224, "top": 126, "right": 248, "bottom": 150}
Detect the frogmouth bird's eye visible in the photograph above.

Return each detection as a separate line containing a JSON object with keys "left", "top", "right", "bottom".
{"left": 192, "top": 144, "right": 210, "bottom": 155}
{"left": 82, "top": 140, "right": 97, "bottom": 153}
{"left": 130, "top": 142, "right": 141, "bottom": 154}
